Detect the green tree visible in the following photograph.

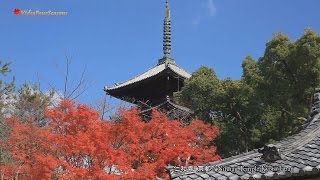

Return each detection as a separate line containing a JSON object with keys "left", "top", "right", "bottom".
{"left": 174, "top": 66, "right": 221, "bottom": 122}
{"left": 12, "top": 83, "right": 54, "bottom": 126}
{"left": 256, "top": 30, "right": 320, "bottom": 140}
{"left": 175, "top": 29, "right": 320, "bottom": 157}
{"left": 0, "top": 60, "right": 15, "bottom": 173}
{"left": 0, "top": 61, "right": 15, "bottom": 118}
{"left": 175, "top": 67, "right": 258, "bottom": 156}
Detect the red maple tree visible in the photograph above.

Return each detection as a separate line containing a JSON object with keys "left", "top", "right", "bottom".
{"left": 1, "top": 100, "right": 220, "bottom": 179}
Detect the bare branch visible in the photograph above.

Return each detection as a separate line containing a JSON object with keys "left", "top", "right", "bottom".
{"left": 63, "top": 55, "right": 71, "bottom": 99}
{"left": 100, "top": 94, "right": 107, "bottom": 120}
{"left": 68, "top": 66, "right": 87, "bottom": 99}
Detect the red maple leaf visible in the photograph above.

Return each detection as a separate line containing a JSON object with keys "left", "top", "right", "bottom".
{"left": 13, "top": 8, "right": 21, "bottom": 15}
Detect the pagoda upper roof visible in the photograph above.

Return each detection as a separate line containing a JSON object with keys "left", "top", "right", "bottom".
{"left": 104, "top": 61, "right": 191, "bottom": 92}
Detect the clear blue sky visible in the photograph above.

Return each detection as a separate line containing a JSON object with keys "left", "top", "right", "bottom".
{"left": 1, "top": 0, "right": 320, "bottom": 105}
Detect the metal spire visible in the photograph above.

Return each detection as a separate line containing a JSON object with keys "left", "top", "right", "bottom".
{"left": 158, "top": 0, "right": 175, "bottom": 65}
{"left": 163, "top": 0, "right": 171, "bottom": 58}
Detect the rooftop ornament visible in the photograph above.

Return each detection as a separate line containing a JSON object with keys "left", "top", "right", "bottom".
{"left": 310, "top": 88, "right": 320, "bottom": 117}
{"left": 258, "top": 144, "right": 282, "bottom": 162}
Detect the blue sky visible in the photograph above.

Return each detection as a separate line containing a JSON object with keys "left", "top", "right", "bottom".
{"left": 1, "top": 0, "right": 320, "bottom": 105}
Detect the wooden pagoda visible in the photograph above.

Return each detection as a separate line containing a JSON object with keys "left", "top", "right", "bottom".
{"left": 104, "top": 0, "right": 193, "bottom": 121}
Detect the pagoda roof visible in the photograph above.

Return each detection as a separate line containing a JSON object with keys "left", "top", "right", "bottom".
{"left": 140, "top": 96, "right": 194, "bottom": 122}
{"left": 104, "top": 62, "right": 191, "bottom": 92}
{"left": 168, "top": 89, "right": 320, "bottom": 179}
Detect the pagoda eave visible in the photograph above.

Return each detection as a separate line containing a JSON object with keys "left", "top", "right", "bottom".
{"left": 105, "top": 67, "right": 190, "bottom": 105}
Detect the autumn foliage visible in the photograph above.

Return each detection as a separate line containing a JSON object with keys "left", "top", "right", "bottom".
{"left": 1, "top": 100, "right": 219, "bottom": 179}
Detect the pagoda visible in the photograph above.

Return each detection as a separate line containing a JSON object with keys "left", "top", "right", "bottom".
{"left": 104, "top": 0, "right": 193, "bottom": 121}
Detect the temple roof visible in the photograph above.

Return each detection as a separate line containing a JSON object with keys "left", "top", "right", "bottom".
{"left": 140, "top": 96, "right": 194, "bottom": 122}
{"left": 168, "top": 89, "right": 320, "bottom": 179}
{"left": 104, "top": 62, "right": 191, "bottom": 91}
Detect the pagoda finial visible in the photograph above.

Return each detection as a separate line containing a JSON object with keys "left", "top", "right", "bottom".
{"left": 163, "top": 0, "right": 171, "bottom": 58}
{"left": 158, "top": 0, "right": 175, "bottom": 65}
{"left": 165, "top": 0, "right": 170, "bottom": 18}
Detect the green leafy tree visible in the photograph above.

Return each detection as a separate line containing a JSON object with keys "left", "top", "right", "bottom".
{"left": 175, "top": 67, "right": 257, "bottom": 156}
{"left": 256, "top": 30, "right": 320, "bottom": 140}
{"left": 0, "top": 61, "right": 15, "bottom": 118}
{"left": 174, "top": 66, "right": 221, "bottom": 122}
{"left": 0, "top": 60, "right": 15, "bottom": 174}
{"left": 175, "top": 29, "right": 320, "bottom": 157}
{"left": 12, "top": 83, "right": 54, "bottom": 126}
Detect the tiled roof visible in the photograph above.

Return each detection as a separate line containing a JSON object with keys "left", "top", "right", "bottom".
{"left": 140, "top": 98, "right": 193, "bottom": 115}
{"left": 104, "top": 63, "right": 191, "bottom": 91}
{"left": 168, "top": 90, "right": 320, "bottom": 180}
{"left": 140, "top": 96, "right": 194, "bottom": 122}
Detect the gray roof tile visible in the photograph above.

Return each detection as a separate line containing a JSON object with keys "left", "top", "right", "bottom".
{"left": 251, "top": 173, "right": 262, "bottom": 179}
{"left": 224, "top": 172, "right": 234, "bottom": 177}
{"left": 199, "top": 173, "right": 210, "bottom": 179}
{"left": 228, "top": 175, "right": 240, "bottom": 180}
{"left": 264, "top": 171, "right": 275, "bottom": 178}
{"left": 188, "top": 174, "right": 198, "bottom": 179}
{"left": 210, "top": 173, "right": 223, "bottom": 178}
{"left": 195, "top": 177, "right": 203, "bottom": 180}
{"left": 217, "top": 176, "right": 228, "bottom": 180}
{"left": 239, "top": 174, "right": 251, "bottom": 180}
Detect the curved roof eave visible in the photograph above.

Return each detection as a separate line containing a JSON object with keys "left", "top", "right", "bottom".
{"left": 104, "top": 63, "right": 191, "bottom": 92}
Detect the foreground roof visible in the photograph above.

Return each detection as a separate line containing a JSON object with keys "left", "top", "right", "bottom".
{"left": 168, "top": 90, "right": 320, "bottom": 180}
{"left": 104, "top": 62, "right": 191, "bottom": 91}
